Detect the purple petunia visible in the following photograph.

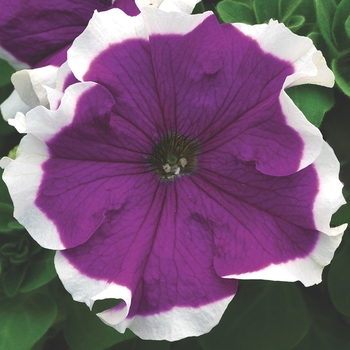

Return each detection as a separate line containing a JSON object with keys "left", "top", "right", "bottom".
{"left": 1, "top": 8, "right": 347, "bottom": 341}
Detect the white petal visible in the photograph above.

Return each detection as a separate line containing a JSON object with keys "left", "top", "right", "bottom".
{"left": 55, "top": 252, "right": 234, "bottom": 341}
{"left": 68, "top": 9, "right": 148, "bottom": 81}
{"left": 1, "top": 90, "right": 31, "bottom": 121}
{"left": 1, "top": 134, "right": 65, "bottom": 249}
{"left": 11, "top": 65, "right": 58, "bottom": 108}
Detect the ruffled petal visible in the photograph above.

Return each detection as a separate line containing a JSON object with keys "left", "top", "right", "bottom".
{"left": 55, "top": 176, "right": 237, "bottom": 340}
{"left": 214, "top": 142, "right": 346, "bottom": 286}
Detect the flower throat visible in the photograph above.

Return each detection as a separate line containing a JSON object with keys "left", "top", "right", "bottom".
{"left": 149, "top": 132, "right": 200, "bottom": 180}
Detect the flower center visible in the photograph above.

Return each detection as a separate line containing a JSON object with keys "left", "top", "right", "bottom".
{"left": 149, "top": 132, "right": 200, "bottom": 180}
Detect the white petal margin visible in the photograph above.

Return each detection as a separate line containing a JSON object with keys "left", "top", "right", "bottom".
{"left": 1, "top": 83, "right": 102, "bottom": 250}
{"left": 2, "top": 65, "right": 61, "bottom": 121}
{"left": 68, "top": 8, "right": 212, "bottom": 81}
{"left": 1, "top": 134, "right": 65, "bottom": 249}
{"left": 55, "top": 251, "right": 235, "bottom": 341}
{"left": 0, "top": 47, "right": 29, "bottom": 70}
{"left": 223, "top": 142, "right": 346, "bottom": 287}
{"left": 136, "top": 0, "right": 200, "bottom": 13}
{"left": 233, "top": 20, "right": 331, "bottom": 172}
{"left": 11, "top": 65, "right": 59, "bottom": 109}
{"left": 233, "top": 20, "right": 334, "bottom": 88}
{"left": 1, "top": 90, "right": 31, "bottom": 121}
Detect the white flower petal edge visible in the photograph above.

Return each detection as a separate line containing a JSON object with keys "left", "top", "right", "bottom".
{"left": 233, "top": 20, "right": 333, "bottom": 172}
{"left": 0, "top": 47, "right": 29, "bottom": 70}
{"left": 1, "top": 65, "right": 58, "bottom": 121}
{"left": 68, "top": 8, "right": 212, "bottom": 81}
{"left": 55, "top": 251, "right": 234, "bottom": 341}
{"left": 11, "top": 65, "right": 58, "bottom": 108}
{"left": 1, "top": 134, "right": 65, "bottom": 249}
{"left": 1, "top": 83, "right": 101, "bottom": 250}
{"left": 233, "top": 20, "right": 334, "bottom": 88}
{"left": 1, "top": 90, "right": 31, "bottom": 121}
{"left": 223, "top": 142, "right": 346, "bottom": 287}
{"left": 136, "top": 0, "right": 200, "bottom": 13}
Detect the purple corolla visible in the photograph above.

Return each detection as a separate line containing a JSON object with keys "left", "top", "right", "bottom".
{"left": 1, "top": 8, "right": 346, "bottom": 341}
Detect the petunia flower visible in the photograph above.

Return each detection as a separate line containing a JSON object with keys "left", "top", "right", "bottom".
{"left": 0, "top": 0, "right": 200, "bottom": 120}
{"left": 1, "top": 8, "right": 347, "bottom": 341}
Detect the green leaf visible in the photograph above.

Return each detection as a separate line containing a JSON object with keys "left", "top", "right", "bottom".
{"left": 63, "top": 300, "right": 135, "bottom": 350}
{"left": 328, "top": 241, "right": 350, "bottom": 316}
{"left": 314, "top": 0, "right": 337, "bottom": 53}
{"left": 109, "top": 338, "right": 170, "bottom": 350}
{"left": 293, "top": 284, "right": 350, "bottom": 350}
{"left": 253, "top": 0, "right": 279, "bottom": 23}
{"left": 0, "top": 292, "right": 57, "bottom": 350}
{"left": 0, "top": 59, "right": 15, "bottom": 88}
{"left": 332, "top": 51, "right": 350, "bottom": 97}
{"left": 171, "top": 337, "right": 204, "bottom": 350}
{"left": 286, "top": 85, "right": 334, "bottom": 127}
{"left": 199, "top": 281, "right": 309, "bottom": 350}
{"left": 331, "top": 203, "right": 350, "bottom": 227}
{"left": 332, "top": 0, "right": 350, "bottom": 51}
{"left": 287, "top": 15, "right": 306, "bottom": 32}
{"left": 217, "top": 0, "right": 256, "bottom": 24}
{"left": 20, "top": 250, "right": 57, "bottom": 293}
{"left": 346, "top": 16, "right": 350, "bottom": 39}
{"left": 279, "top": 0, "right": 303, "bottom": 22}
{"left": 2, "top": 266, "right": 27, "bottom": 297}
{"left": 0, "top": 202, "right": 15, "bottom": 233}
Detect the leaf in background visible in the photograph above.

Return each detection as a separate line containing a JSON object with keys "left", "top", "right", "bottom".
{"left": 0, "top": 202, "right": 15, "bottom": 233}
{"left": 171, "top": 337, "right": 205, "bottom": 350}
{"left": 217, "top": 0, "right": 256, "bottom": 24}
{"left": 198, "top": 281, "right": 309, "bottom": 350}
{"left": 328, "top": 240, "right": 350, "bottom": 316}
{"left": 293, "top": 283, "right": 350, "bottom": 350}
{"left": 0, "top": 59, "right": 15, "bottom": 88}
{"left": 314, "top": 0, "right": 337, "bottom": 53}
{"left": 109, "top": 338, "right": 170, "bottom": 350}
{"left": 20, "top": 249, "right": 57, "bottom": 293}
{"left": 331, "top": 204, "right": 350, "bottom": 227}
{"left": 332, "top": 50, "right": 350, "bottom": 97}
{"left": 63, "top": 300, "right": 135, "bottom": 350}
{"left": 279, "top": 0, "right": 303, "bottom": 22}
{"left": 0, "top": 292, "right": 57, "bottom": 350}
{"left": 331, "top": 0, "right": 350, "bottom": 51}
{"left": 346, "top": 15, "right": 350, "bottom": 39}
{"left": 286, "top": 85, "right": 334, "bottom": 127}
{"left": 287, "top": 15, "right": 306, "bottom": 32}
{"left": 253, "top": 0, "right": 279, "bottom": 23}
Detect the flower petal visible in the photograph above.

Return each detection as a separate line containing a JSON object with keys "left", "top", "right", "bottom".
{"left": 2, "top": 83, "right": 119, "bottom": 249}
{"left": 70, "top": 9, "right": 324, "bottom": 176}
{"left": 209, "top": 142, "right": 345, "bottom": 286}
{"left": 55, "top": 177, "right": 237, "bottom": 340}
{"left": 0, "top": 0, "right": 122, "bottom": 68}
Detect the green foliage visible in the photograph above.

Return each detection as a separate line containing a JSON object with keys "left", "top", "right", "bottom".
{"left": 328, "top": 240, "right": 350, "bottom": 316}
{"left": 63, "top": 301, "right": 135, "bottom": 350}
{"left": 0, "top": 292, "right": 57, "bottom": 350}
{"left": 293, "top": 282, "right": 350, "bottom": 349}
{"left": 198, "top": 281, "right": 309, "bottom": 350}
{"left": 217, "top": 0, "right": 255, "bottom": 24}
{"left": 0, "top": 59, "right": 15, "bottom": 88}
{"left": 286, "top": 85, "right": 334, "bottom": 127}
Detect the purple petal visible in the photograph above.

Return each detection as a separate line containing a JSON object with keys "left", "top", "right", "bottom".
{"left": 0, "top": 0, "right": 133, "bottom": 68}
{"left": 75, "top": 11, "right": 320, "bottom": 176}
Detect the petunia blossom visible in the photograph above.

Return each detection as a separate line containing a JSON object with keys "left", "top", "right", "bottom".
{"left": 0, "top": 0, "right": 200, "bottom": 120}
{"left": 1, "top": 8, "right": 347, "bottom": 341}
